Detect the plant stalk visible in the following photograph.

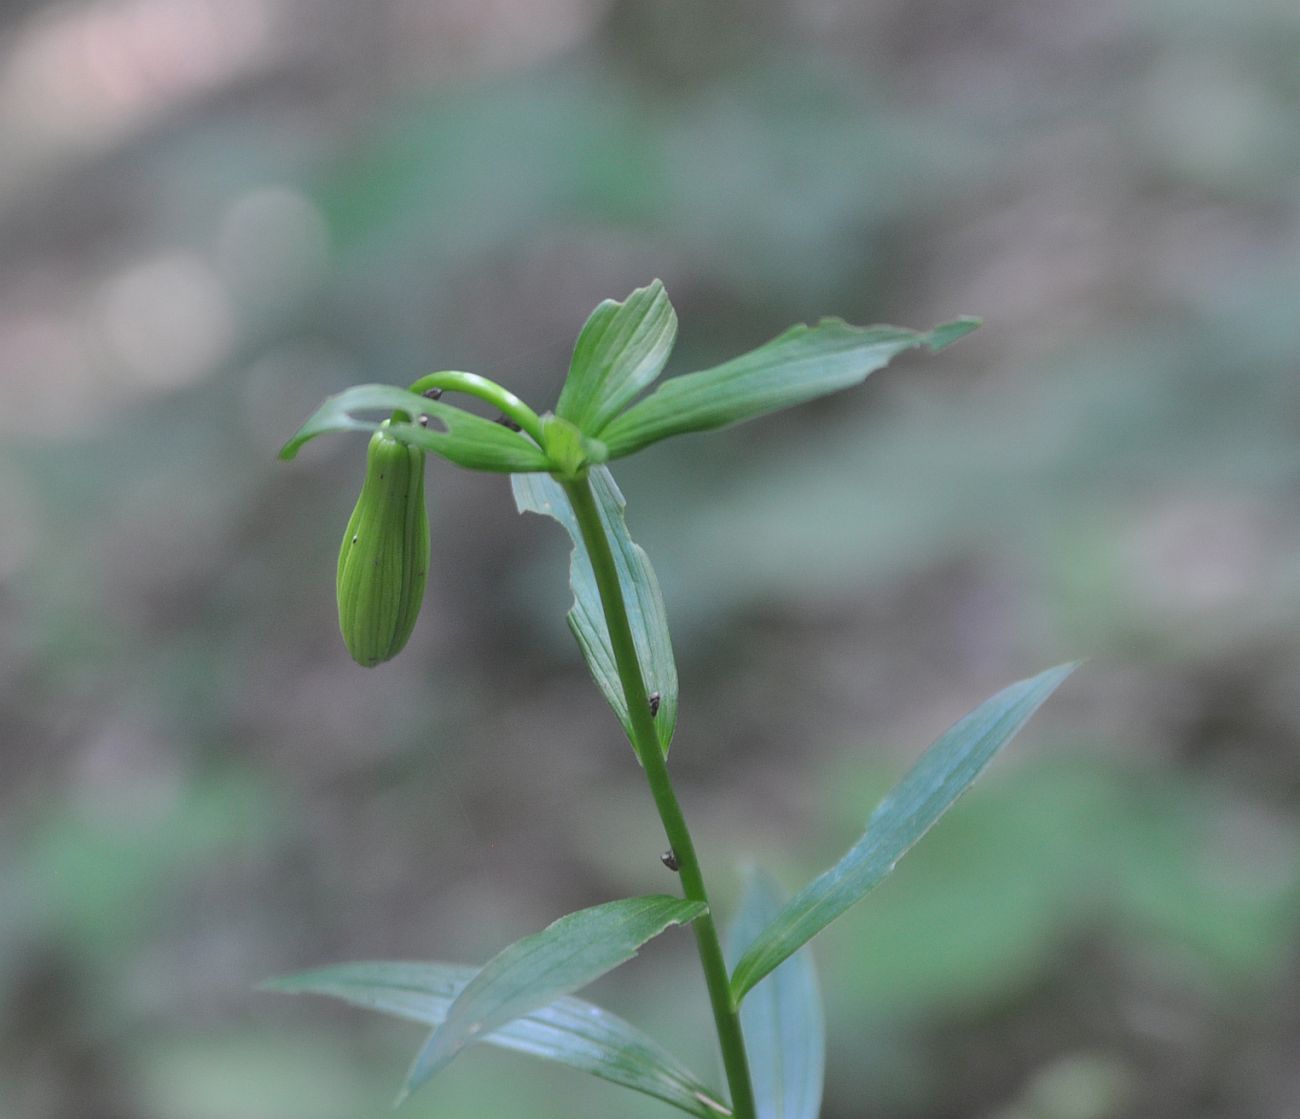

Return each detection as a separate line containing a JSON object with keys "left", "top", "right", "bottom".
{"left": 561, "top": 475, "right": 756, "bottom": 1119}
{"left": 407, "top": 371, "right": 545, "bottom": 444}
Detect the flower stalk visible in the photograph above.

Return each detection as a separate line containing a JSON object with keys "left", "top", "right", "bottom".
{"left": 561, "top": 474, "right": 757, "bottom": 1119}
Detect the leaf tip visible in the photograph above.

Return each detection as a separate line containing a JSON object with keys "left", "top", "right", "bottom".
{"left": 1042, "top": 659, "right": 1084, "bottom": 686}
{"left": 927, "top": 316, "right": 982, "bottom": 351}
{"left": 698, "top": 1091, "right": 734, "bottom": 1115}
{"left": 254, "top": 974, "right": 291, "bottom": 993}
{"left": 399, "top": 1057, "right": 429, "bottom": 1102}
{"left": 403, "top": 1030, "right": 459, "bottom": 1096}
{"left": 401, "top": 1034, "right": 460, "bottom": 1100}
{"left": 810, "top": 315, "right": 850, "bottom": 331}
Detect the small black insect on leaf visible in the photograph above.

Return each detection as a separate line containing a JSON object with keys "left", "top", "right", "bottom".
{"left": 422, "top": 387, "right": 444, "bottom": 400}
{"left": 495, "top": 414, "right": 523, "bottom": 432}
{"left": 648, "top": 691, "right": 661, "bottom": 718}
{"left": 660, "top": 849, "right": 679, "bottom": 872}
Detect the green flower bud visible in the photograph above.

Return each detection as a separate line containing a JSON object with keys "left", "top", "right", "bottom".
{"left": 336, "top": 422, "right": 430, "bottom": 667}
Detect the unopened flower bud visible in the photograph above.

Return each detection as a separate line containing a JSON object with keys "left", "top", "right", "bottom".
{"left": 336, "top": 423, "right": 429, "bottom": 667}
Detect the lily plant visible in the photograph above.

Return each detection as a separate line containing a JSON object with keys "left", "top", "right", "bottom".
{"left": 268, "top": 280, "right": 1075, "bottom": 1118}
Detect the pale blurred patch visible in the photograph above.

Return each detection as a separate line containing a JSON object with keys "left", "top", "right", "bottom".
{"left": 67, "top": 719, "right": 185, "bottom": 830}
{"left": 94, "top": 251, "right": 235, "bottom": 391}
{"left": 1128, "top": 496, "right": 1274, "bottom": 616}
{"left": 1138, "top": 55, "right": 1295, "bottom": 188}
{"left": 0, "top": 0, "right": 275, "bottom": 198}
{"left": 386, "top": 0, "right": 606, "bottom": 86}
{"left": 0, "top": 298, "right": 97, "bottom": 436}
{"left": 0, "top": 469, "right": 39, "bottom": 583}
{"left": 0, "top": 252, "right": 235, "bottom": 433}
{"left": 217, "top": 187, "right": 331, "bottom": 313}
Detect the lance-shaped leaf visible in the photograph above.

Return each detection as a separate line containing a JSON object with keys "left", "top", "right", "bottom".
{"left": 724, "top": 870, "right": 825, "bottom": 1119}
{"left": 280, "top": 383, "right": 550, "bottom": 473}
{"left": 557, "top": 280, "right": 678, "bottom": 437}
{"left": 600, "top": 317, "right": 980, "bottom": 459}
{"left": 265, "top": 961, "right": 729, "bottom": 1118}
{"left": 513, "top": 465, "right": 678, "bottom": 758}
{"left": 730, "top": 662, "right": 1078, "bottom": 1003}
{"left": 405, "top": 895, "right": 706, "bottom": 1094}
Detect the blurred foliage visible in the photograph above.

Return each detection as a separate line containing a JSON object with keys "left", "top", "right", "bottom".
{"left": 2, "top": 0, "right": 1300, "bottom": 1116}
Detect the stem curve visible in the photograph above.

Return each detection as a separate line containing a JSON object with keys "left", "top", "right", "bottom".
{"left": 407, "top": 371, "right": 546, "bottom": 445}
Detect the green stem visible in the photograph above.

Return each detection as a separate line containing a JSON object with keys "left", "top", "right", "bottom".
{"left": 561, "top": 475, "right": 757, "bottom": 1119}
{"left": 407, "top": 371, "right": 546, "bottom": 444}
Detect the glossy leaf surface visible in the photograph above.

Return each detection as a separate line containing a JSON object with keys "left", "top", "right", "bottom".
{"left": 280, "top": 383, "right": 550, "bottom": 473}
{"left": 731, "top": 662, "right": 1077, "bottom": 1002}
{"left": 265, "top": 961, "right": 729, "bottom": 1117}
{"left": 406, "top": 895, "right": 706, "bottom": 1092}
{"left": 557, "top": 279, "right": 678, "bottom": 436}
{"left": 724, "top": 870, "right": 825, "bottom": 1119}
{"left": 601, "top": 317, "right": 980, "bottom": 458}
{"left": 513, "top": 465, "right": 678, "bottom": 758}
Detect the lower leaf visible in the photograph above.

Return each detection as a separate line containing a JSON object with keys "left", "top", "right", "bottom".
{"left": 264, "top": 961, "right": 729, "bottom": 1117}
{"left": 405, "top": 894, "right": 705, "bottom": 1092}
{"left": 513, "top": 466, "right": 679, "bottom": 758}
{"left": 724, "top": 869, "right": 825, "bottom": 1119}
{"left": 731, "top": 663, "right": 1078, "bottom": 1002}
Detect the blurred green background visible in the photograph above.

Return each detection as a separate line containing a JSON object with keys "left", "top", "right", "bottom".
{"left": 2, "top": 1, "right": 1299, "bottom": 1117}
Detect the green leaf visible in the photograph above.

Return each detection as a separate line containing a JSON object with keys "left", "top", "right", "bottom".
{"left": 279, "top": 384, "right": 550, "bottom": 473}
{"left": 264, "top": 961, "right": 729, "bottom": 1118}
{"left": 513, "top": 465, "right": 678, "bottom": 758}
{"left": 724, "top": 869, "right": 825, "bottom": 1119}
{"left": 600, "top": 317, "right": 981, "bottom": 458}
{"left": 405, "top": 895, "right": 706, "bottom": 1094}
{"left": 925, "top": 317, "right": 982, "bottom": 351}
{"left": 556, "top": 280, "right": 678, "bottom": 437}
{"left": 539, "top": 413, "right": 608, "bottom": 481}
{"left": 730, "top": 662, "right": 1077, "bottom": 1003}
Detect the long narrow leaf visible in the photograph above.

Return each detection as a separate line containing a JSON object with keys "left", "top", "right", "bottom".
{"left": 556, "top": 280, "right": 678, "bottom": 436}
{"left": 406, "top": 895, "right": 706, "bottom": 1093}
{"left": 513, "top": 465, "right": 678, "bottom": 758}
{"left": 731, "top": 663, "right": 1077, "bottom": 1003}
{"left": 280, "top": 383, "right": 550, "bottom": 473}
{"left": 724, "top": 870, "right": 825, "bottom": 1119}
{"left": 600, "top": 317, "right": 979, "bottom": 458}
{"left": 265, "top": 961, "right": 729, "bottom": 1118}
